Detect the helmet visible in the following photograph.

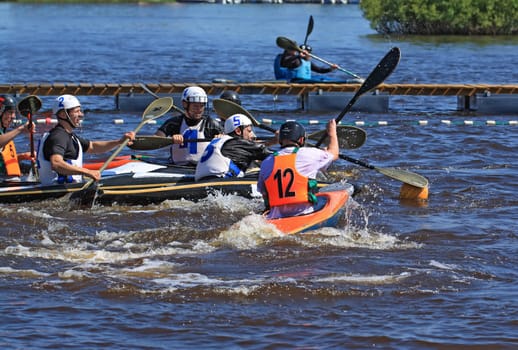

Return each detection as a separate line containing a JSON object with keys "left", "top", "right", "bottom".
{"left": 53, "top": 94, "right": 81, "bottom": 115}
{"left": 279, "top": 121, "right": 306, "bottom": 146}
{"left": 182, "top": 86, "right": 208, "bottom": 103}
{"left": 0, "top": 95, "right": 17, "bottom": 115}
{"left": 220, "top": 90, "right": 241, "bottom": 105}
{"left": 299, "top": 44, "right": 312, "bottom": 53}
{"left": 224, "top": 114, "right": 253, "bottom": 134}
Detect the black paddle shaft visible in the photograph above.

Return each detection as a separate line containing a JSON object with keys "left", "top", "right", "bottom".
{"left": 314, "top": 47, "right": 401, "bottom": 148}
{"left": 339, "top": 154, "right": 375, "bottom": 170}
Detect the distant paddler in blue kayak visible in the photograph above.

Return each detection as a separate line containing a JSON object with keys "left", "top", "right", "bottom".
{"left": 274, "top": 43, "right": 338, "bottom": 82}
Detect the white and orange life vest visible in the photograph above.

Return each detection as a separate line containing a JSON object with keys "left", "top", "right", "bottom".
{"left": 263, "top": 151, "right": 311, "bottom": 207}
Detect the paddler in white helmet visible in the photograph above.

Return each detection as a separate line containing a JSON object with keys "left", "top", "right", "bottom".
{"left": 195, "top": 113, "right": 276, "bottom": 181}
{"left": 155, "top": 86, "right": 223, "bottom": 166}
{"left": 37, "top": 94, "right": 135, "bottom": 186}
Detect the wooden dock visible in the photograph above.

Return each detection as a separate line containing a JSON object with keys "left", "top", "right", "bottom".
{"left": 2, "top": 82, "right": 518, "bottom": 113}
{"left": 2, "top": 82, "right": 518, "bottom": 97}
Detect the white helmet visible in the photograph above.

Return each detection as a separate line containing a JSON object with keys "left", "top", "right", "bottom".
{"left": 53, "top": 94, "right": 81, "bottom": 115}
{"left": 182, "top": 86, "right": 207, "bottom": 103}
{"left": 224, "top": 114, "right": 253, "bottom": 134}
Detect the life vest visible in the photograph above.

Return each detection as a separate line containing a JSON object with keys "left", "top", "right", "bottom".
{"left": 195, "top": 135, "right": 242, "bottom": 181}
{"left": 170, "top": 119, "right": 209, "bottom": 165}
{"left": 274, "top": 54, "right": 312, "bottom": 81}
{"left": 37, "top": 133, "right": 84, "bottom": 186}
{"left": 290, "top": 59, "right": 312, "bottom": 80}
{"left": 0, "top": 140, "right": 21, "bottom": 177}
{"left": 263, "top": 149, "right": 317, "bottom": 207}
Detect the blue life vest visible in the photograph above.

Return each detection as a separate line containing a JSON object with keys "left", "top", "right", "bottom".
{"left": 274, "top": 54, "right": 312, "bottom": 81}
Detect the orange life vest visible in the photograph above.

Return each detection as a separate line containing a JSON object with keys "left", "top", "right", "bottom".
{"left": 263, "top": 150, "right": 312, "bottom": 207}
{"left": 1, "top": 140, "right": 21, "bottom": 177}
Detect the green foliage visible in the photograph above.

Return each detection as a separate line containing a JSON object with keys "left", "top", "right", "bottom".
{"left": 360, "top": 0, "right": 518, "bottom": 35}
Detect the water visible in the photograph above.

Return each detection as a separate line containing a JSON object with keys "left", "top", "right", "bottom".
{"left": 1, "top": 3, "right": 518, "bottom": 349}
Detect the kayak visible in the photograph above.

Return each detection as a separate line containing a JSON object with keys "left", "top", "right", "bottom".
{"left": 2, "top": 159, "right": 350, "bottom": 207}
{"left": 265, "top": 182, "right": 354, "bottom": 235}
{"left": 0, "top": 160, "right": 262, "bottom": 205}
{"left": 83, "top": 155, "right": 134, "bottom": 170}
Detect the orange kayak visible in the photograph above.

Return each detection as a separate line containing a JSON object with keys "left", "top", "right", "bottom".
{"left": 266, "top": 183, "right": 353, "bottom": 235}
{"left": 83, "top": 155, "right": 134, "bottom": 170}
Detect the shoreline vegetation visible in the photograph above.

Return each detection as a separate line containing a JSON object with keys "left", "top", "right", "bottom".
{"left": 360, "top": 0, "right": 518, "bottom": 35}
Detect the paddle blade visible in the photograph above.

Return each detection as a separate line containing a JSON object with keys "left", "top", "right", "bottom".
{"left": 376, "top": 167, "right": 429, "bottom": 188}
{"left": 313, "top": 46, "right": 401, "bottom": 150}
{"left": 212, "top": 98, "right": 258, "bottom": 124}
{"left": 308, "top": 126, "right": 367, "bottom": 150}
{"left": 129, "top": 136, "right": 172, "bottom": 150}
{"left": 303, "top": 15, "right": 314, "bottom": 45}
{"left": 276, "top": 36, "right": 300, "bottom": 51}
{"left": 357, "top": 47, "right": 400, "bottom": 97}
{"left": 143, "top": 97, "right": 173, "bottom": 119}
{"left": 17, "top": 95, "right": 42, "bottom": 117}
{"left": 69, "top": 182, "right": 100, "bottom": 209}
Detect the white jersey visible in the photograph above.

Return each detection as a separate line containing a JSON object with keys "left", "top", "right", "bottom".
{"left": 195, "top": 135, "right": 243, "bottom": 181}
{"left": 37, "top": 133, "right": 84, "bottom": 186}
{"left": 170, "top": 119, "right": 210, "bottom": 165}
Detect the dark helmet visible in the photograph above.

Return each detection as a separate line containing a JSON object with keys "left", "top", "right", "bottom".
{"left": 220, "top": 90, "right": 241, "bottom": 106}
{"left": 299, "top": 44, "right": 312, "bottom": 53}
{"left": 279, "top": 121, "right": 306, "bottom": 146}
{"left": 0, "top": 95, "right": 17, "bottom": 115}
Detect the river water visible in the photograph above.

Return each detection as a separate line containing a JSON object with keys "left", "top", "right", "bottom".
{"left": 1, "top": 3, "right": 518, "bottom": 349}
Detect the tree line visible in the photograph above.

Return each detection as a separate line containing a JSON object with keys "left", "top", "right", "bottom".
{"left": 359, "top": 0, "right": 517, "bottom": 35}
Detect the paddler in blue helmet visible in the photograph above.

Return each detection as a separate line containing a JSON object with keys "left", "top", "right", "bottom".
{"left": 258, "top": 119, "right": 339, "bottom": 219}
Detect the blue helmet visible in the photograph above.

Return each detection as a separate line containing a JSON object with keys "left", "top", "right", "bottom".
{"left": 279, "top": 121, "right": 306, "bottom": 146}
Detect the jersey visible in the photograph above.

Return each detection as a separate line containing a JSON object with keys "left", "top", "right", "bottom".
{"left": 37, "top": 125, "right": 89, "bottom": 185}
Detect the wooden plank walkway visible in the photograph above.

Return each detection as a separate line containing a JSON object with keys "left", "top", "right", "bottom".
{"left": 2, "top": 82, "right": 518, "bottom": 97}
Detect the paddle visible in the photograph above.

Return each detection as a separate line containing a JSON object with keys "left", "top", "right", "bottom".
{"left": 339, "top": 154, "right": 428, "bottom": 188}
{"left": 315, "top": 46, "right": 400, "bottom": 147}
{"left": 213, "top": 98, "right": 277, "bottom": 134}
{"left": 212, "top": 98, "right": 367, "bottom": 150}
{"left": 69, "top": 97, "right": 173, "bottom": 207}
{"left": 128, "top": 135, "right": 278, "bottom": 151}
{"left": 17, "top": 95, "right": 42, "bottom": 177}
{"left": 307, "top": 127, "right": 366, "bottom": 150}
{"left": 304, "top": 46, "right": 427, "bottom": 188}
{"left": 276, "top": 36, "right": 363, "bottom": 81}
{"left": 303, "top": 15, "right": 314, "bottom": 47}
{"left": 140, "top": 83, "right": 186, "bottom": 114}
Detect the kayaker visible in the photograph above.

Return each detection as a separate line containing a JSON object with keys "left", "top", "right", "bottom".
{"left": 257, "top": 120, "right": 339, "bottom": 219}
{"left": 274, "top": 45, "right": 337, "bottom": 81}
{"left": 195, "top": 113, "right": 275, "bottom": 181}
{"left": 219, "top": 90, "right": 242, "bottom": 106}
{"left": 155, "top": 86, "right": 223, "bottom": 166}
{"left": 36, "top": 94, "right": 135, "bottom": 186}
{"left": 0, "top": 95, "right": 34, "bottom": 181}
